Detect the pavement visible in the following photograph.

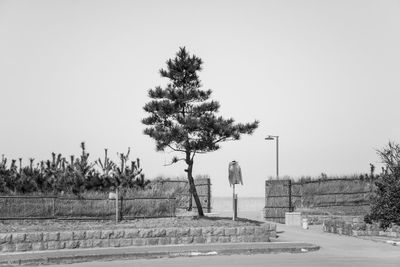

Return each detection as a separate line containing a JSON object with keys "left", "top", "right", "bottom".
{"left": 355, "top": 235, "right": 400, "bottom": 245}
{"left": 276, "top": 223, "right": 400, "bottom": 245}
{"left": 0, "top": 241, "right": 319, "bottom": 266}
{"left": 274, "top": 223, "right": 400, "bottom": 262}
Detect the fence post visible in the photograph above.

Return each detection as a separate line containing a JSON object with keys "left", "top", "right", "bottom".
{"left": 52, "top": 197, "right": 56, "bottom": 218}
{"left": 300, "top": 180, "right": 304, "bottom": 208}
{"left": 288, "top": 180, "right": 293, "bottom": 212}
{"left": 264, "top": 180, "right": 268, "bottom": 221}
{"left": 115, "top": 188, "right": 119, "bottom": 223}
{"left": 173, "top": 198, "right": 176, "bottom": 217}
{"left": 120, "top": 195, "right": 123, "bottom": 221}
{"left": 207, "top": 178, "right": 211, "bottom": 213}
{"left": 170, "top": 198, "right": 174, "bottom": 217}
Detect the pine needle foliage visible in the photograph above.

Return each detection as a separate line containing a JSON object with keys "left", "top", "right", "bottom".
{"left": 142, "top": 47, "right": 259, "bottom": 216}
{"left": 0, "top": 143, "right": 148, "bottom": 195}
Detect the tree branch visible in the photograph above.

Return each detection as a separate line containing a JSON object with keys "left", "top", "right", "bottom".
{"left": 167, "top": 144, "right": 186, "bottom": 153}
{"left": 163, "top": 157, "right": 185, "bottom": 166}
{"left": 213, "top": 137, "right": 229, "bottom": 145}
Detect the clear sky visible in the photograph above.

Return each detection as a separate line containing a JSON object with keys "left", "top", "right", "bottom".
{"left": 1, "top": 0, "right": 399, "bottom": 197}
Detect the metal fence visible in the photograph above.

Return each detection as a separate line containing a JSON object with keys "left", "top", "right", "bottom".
{"left": 264, "top": 177, "right": 376, "bottom": 223}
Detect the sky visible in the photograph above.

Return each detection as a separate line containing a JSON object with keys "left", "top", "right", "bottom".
{"left": 1, "top": 0, "right": 399, "bottom": 197}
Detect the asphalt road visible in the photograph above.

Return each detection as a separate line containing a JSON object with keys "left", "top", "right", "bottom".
{"left": 54, "top": 252, "right": 400, "bottom": 267}
{"left": 53, "top": 224, "right": 400, "bottom": 267}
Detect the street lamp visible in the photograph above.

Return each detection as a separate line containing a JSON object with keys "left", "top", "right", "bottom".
{"left": 265, "top": 135, "right": 279, "bottom": 180}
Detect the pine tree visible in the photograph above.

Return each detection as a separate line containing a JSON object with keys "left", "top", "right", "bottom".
{"left": 142, "top": 47, "right": 259, "bottom": 216}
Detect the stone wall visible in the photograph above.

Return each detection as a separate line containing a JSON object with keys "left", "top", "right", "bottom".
{"left": 323, "top": 219, "right": 400, "bottom": 238}
{"left": 0, "top": 223, "right": 276, "bottom": 253}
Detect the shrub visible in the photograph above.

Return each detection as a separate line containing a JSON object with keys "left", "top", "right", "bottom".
{"left": 0, "top": 143, "right": 149, "bottom": 195}
{"left": 366, "top": 142, "right": 400, "bottom": 229}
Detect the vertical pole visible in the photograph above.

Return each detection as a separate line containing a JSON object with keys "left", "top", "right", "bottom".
{"left": 288, "top": 180, "right": 292, "bottom": 212}
{"left": 52, "top": 197, "right": 56, "bottom": 218}
{"left": 115, "top": 188, "right": 119, "bottom": 223}
{"left": 170, "top": 198, "right": 173, "bottom": 217}
{"left": 120, "top": 195, "right": 123, "bottom": 221}
{"left": 234, "top": 194, "right": 238, "bottom": 220}
{"left": 172, "top": 198, "right": 176, "bottom": 217}
{"left": 276, "top": 136, "right": 279, "bottom": 180}
{"left": 232, "top": 184, "right": 236, "bottom": 221}
{"left": 264, "top": 180, "right": 268, "bottom": 221}
{"left": 300, "top": 181, "right": 304, "bottom": 208}
{"left": 207, "top": 178, "right": 211, "bottom": 213}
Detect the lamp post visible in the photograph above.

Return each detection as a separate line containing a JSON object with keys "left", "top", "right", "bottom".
{"left": 265, "top": 135, "right": 279, "bottom": 180}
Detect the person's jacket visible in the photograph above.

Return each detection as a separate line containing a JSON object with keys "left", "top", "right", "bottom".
{"left": 228, "top": 161, "right": 243, "bottom": 186}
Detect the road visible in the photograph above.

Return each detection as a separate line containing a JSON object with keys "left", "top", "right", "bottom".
{"left": 54, "top": 253, "right": 399, "bottom": 267}
{"left": 52, "top": 223, "right": 400, "bottom": 267}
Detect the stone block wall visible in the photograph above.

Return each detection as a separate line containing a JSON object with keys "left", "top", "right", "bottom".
{"left": 0, "top": 223, "right": 276, "bottom": 253}
{"left": 323, "top": 219, "right": 400, "bottom": 238}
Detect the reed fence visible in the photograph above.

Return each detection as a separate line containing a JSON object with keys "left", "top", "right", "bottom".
{"left": 0, "top": 195, "right": 176, "bottom": 220}
{"left": 0, "top": 178, "right": 212, "bottom": 220}
{"left": 264, "top": 177, "right": 376, "bottom": 223}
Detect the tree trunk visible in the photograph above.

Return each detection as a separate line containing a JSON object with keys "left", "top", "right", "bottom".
{"left": 186, "top": 161, "right": 204, "bottom": 217}
{"left": 187, "top": 192, "right": 193, "bottom": 211}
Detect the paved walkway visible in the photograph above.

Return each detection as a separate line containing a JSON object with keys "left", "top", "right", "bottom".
{"left": 274, "top": 223, "right": 400, "bottom": 262}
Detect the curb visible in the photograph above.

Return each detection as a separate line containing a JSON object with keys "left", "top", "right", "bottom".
{"left": 355, "top": 236, "right": 400, "bottom": 246}
{"left": 0, "top": 242, "right": 319, "bottom": 266}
